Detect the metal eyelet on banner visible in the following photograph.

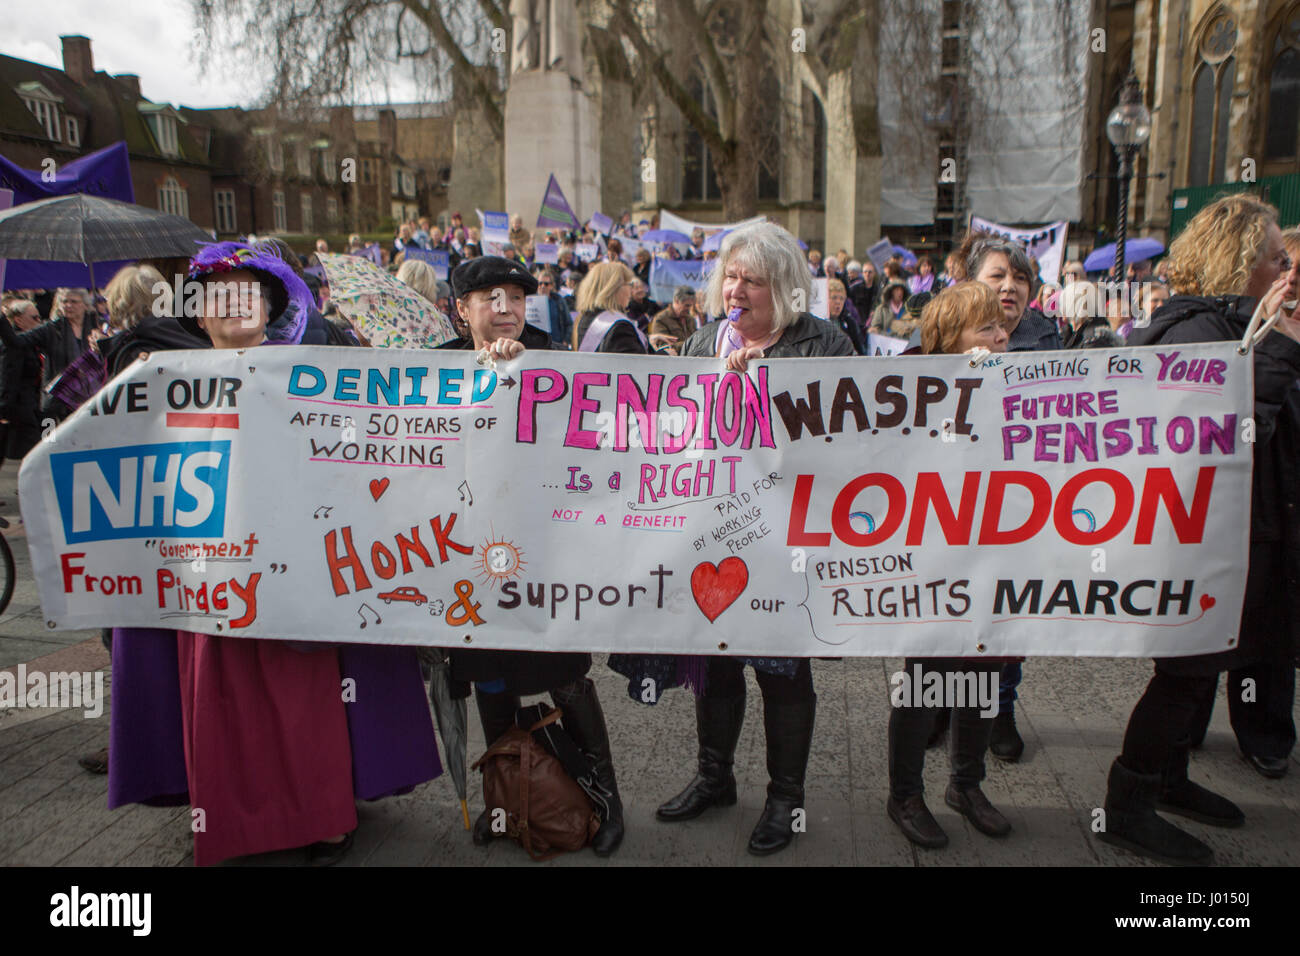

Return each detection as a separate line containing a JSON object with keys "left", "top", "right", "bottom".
{"left": 717, "top": 642, "right": 728, "bottom": 651}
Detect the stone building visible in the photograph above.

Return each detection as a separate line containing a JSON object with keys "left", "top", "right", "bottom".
{"left": 1109, "top": 0, "right": 1300, "bottom": 242}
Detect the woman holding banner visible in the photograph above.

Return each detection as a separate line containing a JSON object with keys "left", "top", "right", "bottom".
{"left": 955, "top": 231, "right": 1063, "bottom": 761}
{"left": 1100, "top": 195, "right": 1300, "bottom": 865}
{"left": 659, "top": 221, "right": 853, "bottom": 856}
{"left": 440, "top": 255, "right": 626, "bottom": 857}
{"left": 886, "top": 282, "right": 1013, "bottom": 849}
{"left": 142, "top": 241, "right": 443, "bottom": 866}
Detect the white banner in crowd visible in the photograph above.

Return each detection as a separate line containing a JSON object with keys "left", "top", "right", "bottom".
{"left": 866, "top": 333, "right": 909, "bottom": 356}
{"left": 524, "top": 295, "right": 550, "bottom": 330}
{"left": 657, "top": 210, "right": 766, "bottom": 240}
{"left": 809, "top": 277, "right": 829, "bottom": 320}
{"left": 574, "top": 242, "right": 599, "bottom": 263}
{"left": 969, "top": 215, "right": 1069, "bottom": 285}
{"left": 21, "top": 344, "right": 1251, "bottom": 659}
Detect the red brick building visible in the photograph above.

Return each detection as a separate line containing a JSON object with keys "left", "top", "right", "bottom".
{"left": 0, "top": 35, "right": 451, "bottom": 240}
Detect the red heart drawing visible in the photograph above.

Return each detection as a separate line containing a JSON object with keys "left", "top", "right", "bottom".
{"left": 691, "top": 557, "right": 749, "bottom": 623}
{"left": 369, "top": 478, "right": 390, "bottom": 501}
{"left": 1199, "top": 594, "right": 1216, "bottom": 612}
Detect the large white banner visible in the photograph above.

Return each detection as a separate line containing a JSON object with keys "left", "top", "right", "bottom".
{"left": 20, "top": 344, "right": 1251, "bottom": 659}
{"left": 657, "top": 210, "right": 766, "bottom": 240}
{"left": 970, "top": 215, "right": 1070, "bottom": 285}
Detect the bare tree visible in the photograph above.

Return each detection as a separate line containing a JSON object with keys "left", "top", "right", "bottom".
{"left": 193, "top": 0, "right": 509, "bottom": 127}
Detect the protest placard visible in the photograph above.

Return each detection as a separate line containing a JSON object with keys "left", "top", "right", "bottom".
{"left": 524, "top": 295, "right": 550, "bottom": 331}
{"left": 478, "top": 210, "right": 510, "bottom": 244}
{"left": 649, "top": 258, "right": 713, "bottom": 306}
{"left": 866, "top": 238, "right": 894, "bottom": 273}
{"left": 970, "top": 215, "right": 1069, "bottom": 284}
{"left": 535, "top": 242, "right": 559, "bottom": 264}
{"left": 21, "top": 344, "right": 1250, "bottom": 659}
{"left": 867, "top": 333, "right": 909, "bottom": 356}
{"left": 574, "top": 242, "right": 599, "bottom": 263}
{"left": 809, "top": 277, "right": 829, "bottom": 319}
{"left": 589, "top": 212, "right": 613, "bottom": 235}
{"left": 401, "top": 247, "right": 450, "bottom": 279}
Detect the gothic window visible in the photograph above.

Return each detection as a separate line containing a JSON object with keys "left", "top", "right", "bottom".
{"left": 1188, "top": 13, "right": 1237, "bottom": 187}
{"left": 1266, "top": 9, "right": 1300, "bottom": 160}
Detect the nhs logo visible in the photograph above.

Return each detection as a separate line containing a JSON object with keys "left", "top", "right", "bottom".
{"left": 51, "top": 442, "right": 232, "bottom": 543}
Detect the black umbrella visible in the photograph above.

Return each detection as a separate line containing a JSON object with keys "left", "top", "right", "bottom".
{"left": 0, "top": 194, "right": 210, "bottom": 285}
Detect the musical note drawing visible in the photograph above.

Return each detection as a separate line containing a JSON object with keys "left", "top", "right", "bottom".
{"left": 458, "top": 481, "right": 473, "bottom": 506}
{"left": 313, "top": 506, "right": 333, "bottom": 519}
{"left": 357, "top": 603, "right": 382, "bottom": 628}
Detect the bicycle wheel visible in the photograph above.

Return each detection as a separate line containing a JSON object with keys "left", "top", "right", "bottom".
{"left": 0, "top": 530, "right": 15, "bottom": 618}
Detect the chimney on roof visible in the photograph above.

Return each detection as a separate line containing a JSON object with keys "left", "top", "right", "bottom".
{"left": 116, "top": 74, "right": 141, "bottom": 99}
{"left": 60, "top": 35, "right": 94, "bottom": 85}
{"left": 329, "top": 106, "right": 356, "bottom": 147}
{"left": 379, "top": 108, "right": 397, "bottom": 157}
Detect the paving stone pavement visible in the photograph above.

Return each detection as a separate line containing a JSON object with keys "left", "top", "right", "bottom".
{"left": 1, "top": 471, "right": 1296, "bottom": 867}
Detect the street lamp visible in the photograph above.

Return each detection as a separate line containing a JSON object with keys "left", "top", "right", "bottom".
{"left": 1106, "top": 71, "right": 1152, "bottom": 282}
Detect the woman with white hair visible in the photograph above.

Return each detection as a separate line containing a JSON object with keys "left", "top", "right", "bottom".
{"left": 658, "top": 222, "right": 853, "bottom": 857}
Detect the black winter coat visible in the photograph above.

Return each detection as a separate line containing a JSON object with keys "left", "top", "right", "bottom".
{"left": 682, "top": 312, "right": 856, "bottom": 358}
{"left": 436, "top": 322, "right": 592, "bottom": 694}
{"left": 100, "top": 314, "right": 206, "bottom": 379}
{"left": 1007, "top": 307, "right": 1062, "bottom": 352}
{"left": 0, "top": 314, "right": 95, "bottom": 384}
{"left": 1129, "top": 294, "right": 1300, "bottom": 674}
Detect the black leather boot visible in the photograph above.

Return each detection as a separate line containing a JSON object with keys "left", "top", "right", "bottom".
{"left": 1158, "top": 744, "right": 1245, "bottom": 827}
{"left": 747, "top": 697, "right": 816, "bottom": 856}
{"left": 552, "top": 678, "right": 624, "bottom": 856}
{"left": 989, "top": 710, "right": 1024, "bottom": 762}
{"left": 472, "top": 687, "right": 521, "bottom": 846}
{"left": 1097, "top": 758, "right": 1213, "bottom": 865}
{"left": 657, "top": 694, "right": 746, "bottom": 821}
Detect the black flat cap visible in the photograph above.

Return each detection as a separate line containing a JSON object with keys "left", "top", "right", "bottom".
{"left": 451, "top": 256, "right": 538, "bottom": 298}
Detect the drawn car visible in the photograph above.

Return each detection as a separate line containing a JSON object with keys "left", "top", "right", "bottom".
{"left": 378, "top": 587, "right": 427, "bottom": 606}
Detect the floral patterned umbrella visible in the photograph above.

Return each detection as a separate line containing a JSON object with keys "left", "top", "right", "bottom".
{"left": 316, "top": 252, "right": 457, "bottom": 349}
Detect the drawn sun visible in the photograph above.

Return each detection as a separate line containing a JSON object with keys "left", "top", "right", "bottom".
{"left": 476, "top": 535, "right": 526, "bottom": 588}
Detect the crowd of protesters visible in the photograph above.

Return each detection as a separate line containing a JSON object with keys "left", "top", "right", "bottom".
{"left": 0, "top": 194, "right": 1294, "bottom": 868}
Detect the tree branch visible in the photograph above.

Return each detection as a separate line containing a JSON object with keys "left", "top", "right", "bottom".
{"left": 670, "top": 0, "right": 735, "bottom": 139}
{"left": 607, "top": 0, "right": 726, "bottom": 154}
{"left": 401, "top": 0, "right": 503, "bottom": 132}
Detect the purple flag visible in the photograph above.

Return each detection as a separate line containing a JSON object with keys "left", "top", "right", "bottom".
{"left": 0, "top": 142, "right": 137, "bottom": 289}
{"left": 536, "top": 174, "right": 580, "bottom": 231}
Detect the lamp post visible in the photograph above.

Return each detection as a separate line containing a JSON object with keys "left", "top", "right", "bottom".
{"left": 1105, "top": 71, "right": 1152, "bottom": 282}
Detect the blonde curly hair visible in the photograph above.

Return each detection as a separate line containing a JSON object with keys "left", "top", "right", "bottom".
{"left": 1165, "top": 194, "right": 1277, "bottom": 296}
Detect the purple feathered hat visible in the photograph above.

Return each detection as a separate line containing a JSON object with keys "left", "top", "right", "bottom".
{"left": 185, "top": 240, "right": 312, "bottom": 344}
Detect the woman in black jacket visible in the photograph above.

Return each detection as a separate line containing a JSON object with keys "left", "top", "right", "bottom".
{"left": 0, "top": 298, "right": 44, "bottom": 463}
{"left": 657, "top": 222, "right": 854, "bottom": 857}
{"left": 0, "top": 288, "right": 98, "bottom": 388}
{"left": 1099, "top": 195, "right": 1300, "bottom": 865}
{"left": 439, "top": 256, "right": 625, "bottom": 857}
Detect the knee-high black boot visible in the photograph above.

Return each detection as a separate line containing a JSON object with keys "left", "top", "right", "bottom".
{"left": 473, "top": 687, "right": 521, "bottom": 845}
{"left": 747, "top": 696, "right": 816, "bottom": 856}
{"left": 657, "top": 694, "right": 746, "bottom": 821}
{"left": 552, "top": 678, "right": 624, "bottom": 856}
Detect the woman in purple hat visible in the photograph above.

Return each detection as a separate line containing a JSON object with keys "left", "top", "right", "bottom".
{"left": 107, "top": 242, "right": 441, "bottom": 866}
